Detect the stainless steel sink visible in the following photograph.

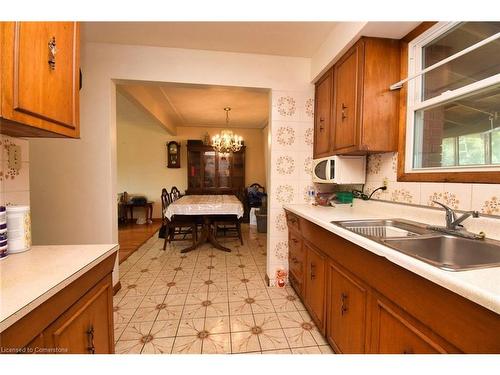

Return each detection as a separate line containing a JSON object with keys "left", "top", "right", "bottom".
{"left": 331, "top": 219, "right": 433, "bottom": 238}
{"left": 331, "top": 219, "right": 500, "bottom": 271}
{"left": 382, "top": 235, "right": 500, "bottom": 271}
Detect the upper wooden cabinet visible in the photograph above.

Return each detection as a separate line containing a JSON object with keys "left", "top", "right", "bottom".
{"left": 313, "top": 69, "right": 333, "bottom": 158}
{"left": 0, "top": 22, "right": 80, "bottom": 138}
{"left": 313, "top": 37, "right": 400, "bottom": 156}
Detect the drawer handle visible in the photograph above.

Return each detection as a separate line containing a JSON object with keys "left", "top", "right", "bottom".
{"left": 291, "top": 238, "right": 299, "bottom": 244}
{"left": 341, "top": 103, "right": 348, "bottom": 120}
{"left": 341, "top": 292, "right": 348, "bottom": 315}
{"left": 48, "top": 36, "right": 57, "bottom": 70}
{"left": 87, "top": 326, "right": 95, "bottom": 354}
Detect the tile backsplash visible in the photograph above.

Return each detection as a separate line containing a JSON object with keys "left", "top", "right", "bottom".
{"left": 365, "top": 152, "right": 500, "bottom": 216}
{"left": 267, "top": 89, "right": 315, "bottom": 285}
{"left": 0, "top": 135, "right": 30, "bottom": 207}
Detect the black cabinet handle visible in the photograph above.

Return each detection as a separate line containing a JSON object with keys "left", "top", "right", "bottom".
{"left": 87, "top": 326, "right": 95, "bottom": 354}
{"left": 341, "top": 292, "right": 348, "bottom": 315}
{"left": 310, "top": 263, "right": 316, "bottom": 280}
{"left": 341, "top": 103, "right": 348, "bottom": 120}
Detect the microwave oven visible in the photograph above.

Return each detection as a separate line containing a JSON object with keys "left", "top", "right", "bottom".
{"left": 312, "top": 155, "right": 366, "bottom": 184}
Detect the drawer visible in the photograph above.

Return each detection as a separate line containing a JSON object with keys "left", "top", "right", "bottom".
{"left": 288, "top": 232, "right": 303, "bottom": 259}
{"left": 285, "top": 211, "right": 301, "bottom": 232}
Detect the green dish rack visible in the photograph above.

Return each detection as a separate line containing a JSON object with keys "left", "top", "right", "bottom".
{"left": 335, "top": 191, "right": 354, "bottom": 204}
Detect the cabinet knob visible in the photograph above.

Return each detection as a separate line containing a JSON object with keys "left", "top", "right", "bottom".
{"left": 291, "top": 238, "right": 299, "bottom": 244}
{"left": 87, "top": 326, "right": 95, "bottom": 354}
{"left": 341, "top": 292, "right": 349, "bottom": 315}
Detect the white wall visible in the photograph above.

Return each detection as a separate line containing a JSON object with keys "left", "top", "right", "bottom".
{"left": 29, "top": 42, "right": 312, "bottom": 286}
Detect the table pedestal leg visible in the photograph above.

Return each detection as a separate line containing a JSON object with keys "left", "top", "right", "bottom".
{"left": 180, "top": 216, "right": 232, "bottom": 253}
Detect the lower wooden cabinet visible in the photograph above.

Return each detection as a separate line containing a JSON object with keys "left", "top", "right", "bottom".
{"left": 370, "top": 295, "right": 451, "bottom": 353}
{"left": 304, "top": 242, "right": 326, "bottom": 332}
{"left": 43, "top": 277, "right": 114, "bottom": 354}
{"left": 288, "top": 230, "right": 305, "bottom": 297}
{"left": 0, "top": 253, "right": 115, "bottom": 354}
{"left": 284, "top": 209, "right": 500, "bottom": 354}
{"left": 327, "top": 262, "right": 368, "bottom": 353}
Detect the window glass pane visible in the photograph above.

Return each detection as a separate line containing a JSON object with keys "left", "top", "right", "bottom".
{"left": 492, "top": 128, "right": 500, "bottom": 164}
{"left": 422, "top": 22, "right": 500, "bottom": 101}
{"left": 413, "top": 84, "right": 500, "bottom": 169}
{"left": 458, "top": 133, "right": 485, "bottom": 165}
{"left": 441, "top": 137, "right": 456, "bottom": 166}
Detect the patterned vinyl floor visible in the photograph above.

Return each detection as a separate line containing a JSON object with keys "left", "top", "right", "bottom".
{"left": 113, "top": 224, "right": 333, "bottom": 354}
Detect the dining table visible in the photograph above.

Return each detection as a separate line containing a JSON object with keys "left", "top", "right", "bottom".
{"left": 164, "top": 194, "right": 244, "bottom": 253}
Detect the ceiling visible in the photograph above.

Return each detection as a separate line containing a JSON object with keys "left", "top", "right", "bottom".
{"left": 117, "top": 82, "right": 270, "bottom": 133}
{"left": 82, "top": 22, "right": 337, "bottom": 58}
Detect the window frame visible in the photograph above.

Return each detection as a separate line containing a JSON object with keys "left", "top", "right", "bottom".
{"left": 397, "top": 22, "right": 500, "bottom": 183}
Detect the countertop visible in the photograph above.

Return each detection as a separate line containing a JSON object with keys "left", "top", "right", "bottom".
{"left": 0, "top": 244, "right": 119, "bottom": 332}
{"left": 283, "top": 202, "right": 500, "bottom": 315}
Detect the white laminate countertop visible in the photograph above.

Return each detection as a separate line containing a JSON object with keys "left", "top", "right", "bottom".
{"left": 283, "top": 202, "right": 500, "bottom": 315}
{"left": 0, "top": 244, "right": 119, "bottom": 332}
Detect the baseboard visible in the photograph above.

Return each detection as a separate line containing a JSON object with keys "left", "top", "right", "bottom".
{"left": 113, "top": 281, "right": 122, "bottom": 295}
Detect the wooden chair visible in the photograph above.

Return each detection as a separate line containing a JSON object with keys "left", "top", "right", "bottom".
{"left": 170, "top": 186, "right": 182, "bottom": 202}
{"left": 161, "top": 188, "right": 197, "bottom": 250}
{"left": 212, "top": 191, "right": 244, "bottom": 245}
{"left": 213, "top": 215, "right": 243, "bottom": 245}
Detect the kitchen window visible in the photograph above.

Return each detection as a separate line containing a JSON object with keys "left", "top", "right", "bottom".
{"left": 402, "top": 22, "right": 500, "bottom": 176}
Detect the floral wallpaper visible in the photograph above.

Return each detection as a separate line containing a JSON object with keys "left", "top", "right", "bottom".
{"left": 365, "top": 152, "right": 500, "bottom": 216}
{"left": 0, "top": 135, "right": 30, "bottom": 207}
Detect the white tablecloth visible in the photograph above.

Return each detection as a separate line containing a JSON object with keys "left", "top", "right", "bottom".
{"left": 164, "top": 195, "right": 244, "bottom": 219}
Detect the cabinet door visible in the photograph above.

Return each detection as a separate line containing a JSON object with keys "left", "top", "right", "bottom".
{"left": 333, "top": 42, "right": 362, "bottom": 152}
{"left": 313, "top": 69, "right": 333, "bottom": 158}
{"left": 370, "top": 296, "right": 448, "bottom": 354}
{"left": 327, "top": 262, "right": 368, "bottom": 353}
{"left": 288, "top": 231, "right": 304, "bottom": 296}
{"left": 1, "top": 22, "right": 80, "bottom": 137}
{"left": 230, "top": 150, "right": 245, "bottom": 190}
{"left": 203, "top": 150, "right": 217, "bottom": 189}
{"left": 304, "top": 242, "right": 326, "bottom": 331}
{"left": 43, "top": 277, "right": 114, "bottom": 354}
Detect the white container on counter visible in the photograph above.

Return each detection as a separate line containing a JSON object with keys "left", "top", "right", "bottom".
{"left": 6, "top": 205, "right": 31, "bottom": 253}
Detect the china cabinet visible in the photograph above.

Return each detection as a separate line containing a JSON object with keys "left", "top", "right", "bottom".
{"left": 186, "top": 140, "right": 245, "bottom": 195}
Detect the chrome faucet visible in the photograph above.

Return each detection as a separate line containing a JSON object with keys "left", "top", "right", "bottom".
{"left": 429, "top": 201, "right": 484, "bottom": 239}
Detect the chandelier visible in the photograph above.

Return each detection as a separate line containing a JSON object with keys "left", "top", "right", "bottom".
{"left": 211, "top": 107, "right": 243, "bottom": 153}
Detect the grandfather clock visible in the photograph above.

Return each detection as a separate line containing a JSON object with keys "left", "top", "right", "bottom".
{"left": 167, "top": 141, "right": 180, "bottom": 168}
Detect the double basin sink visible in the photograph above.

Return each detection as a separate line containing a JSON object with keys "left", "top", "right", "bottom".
{"left": 331, "top": 219, "right": 500, "bottom": 271}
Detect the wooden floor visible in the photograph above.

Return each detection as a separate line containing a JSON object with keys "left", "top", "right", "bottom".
{"left": 118, "top": 219, "right": 163, "bottom": 264}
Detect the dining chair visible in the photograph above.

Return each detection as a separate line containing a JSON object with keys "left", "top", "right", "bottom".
{"left": 161, "top": 187, "right": 197, "bottom": 250}
{"left": 170, "top": 186, "right": 182, "bottom": 202}
{"left": 212, "top": 191, "right": 244, "bottom": 245}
